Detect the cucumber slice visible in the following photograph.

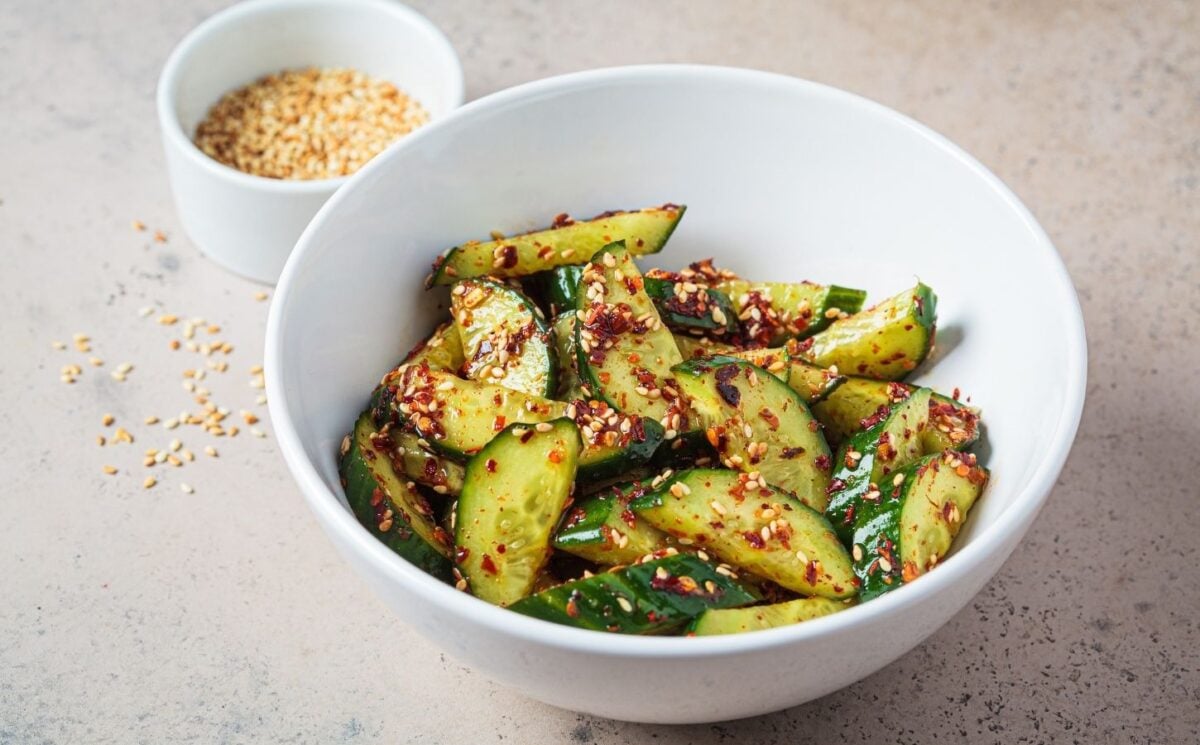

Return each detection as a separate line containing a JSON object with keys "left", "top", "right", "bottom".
{"left": 386, "top": 362, "right": 566, "bottom": 460}
{"left": 566, "top": 399, "right": 666, "bottom": 481}
{"left": 811, "top": 377, "right": 979, "bottom": 451}
{"left": 671, "top": 356, "right": 832, "bottom": 511}
{"left": 673, "top": 334, "right": 738, "bottom": 360}
{"left": 630, "top": 469, "right": 856, "bottom": 599}
{"left": 852, "top": 451, "right": 988, "bottom": 600}
{"left": 508, "top": 553, "right": 758, "bottom": 633}
{"left": 403, "top": 321, "right": 465, "bottom": 371}
{"left": 728, "top": 348, "right": 790, "bottom": 381}
{"left": 575, "top": 242, "right": 689, "bottom": 436}
{"left": 451, "top": 278, "right": 556, "bottom": 398}
{"left": 551, "top": 313, "right": 583, "bottom": 400}
{"left": 338, "top": 413, "right": 453, "bottom": 580}
{"left": 688, "top": 596, "right": 849, "bottom": 636}
{"left": 387, "top": 429, "right": 465, "bottom": 496}
{"left": 799, "top": 283, "right": 937, "bottom": 380}
{"left": 455, "top": 419, "right": 582, "bottom": 606}
{"left": 428, "top": 205, "right": 685, "bottom": 285}
{"left": 785, "top": 357, "right": 846, "bottom": 404}
{"left": 553, "top": 479, "right": 675, "bottom": 565}
{"left": 642, "top": 277, "right": 738, "bottom": 335}
{"left": 825, "top": 388, "right": 932, "bottom": 544}
{"left": 713, "top": 277, "right": 868, "bottom": 345}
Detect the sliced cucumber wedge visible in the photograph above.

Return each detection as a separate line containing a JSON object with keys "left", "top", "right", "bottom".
{"left": 785, "top": 357, "right": 846, "bottom": 404}
{"left": 528, "top": 265, "right": 584, "bottom": 318}
{"left": 713, "top": 277, "right": 868, "bottom": 345}
{"left": 428, "top": 205, "right": 685, "bottom": 285}
{"left": 403, "top": 320, "right": 465, "bottom": 372}
{"left": 508, "top": 553, "right": 758, "bottom": 633}
{"left": 451, "top": 278, "right": 556, "bottom": 397}
{"left": 811, "top": 377, "right": 979, "bottom": 451}
{"left": 825, "top": 388, "right": 932, "bottom": 544}
{"left": 566, "top": 398, "right": 665, "bottom": 482}
{"left": 338, "top": 413, "right": 453, "bottom": 580}
{"left": 630, "top": 469, "right": 856, "bottom": 599}
{"left": 852, "top": 450, "right": 988, "bottom": 600}
{"left": 798, "top": 283, "right": 937, "bottom": 380}
{"left": 671, "top": 356, "right": 832, "bottom": 511}
{"left": 386, "top": 429, "right": 465, "bottom": 496}
{"left": 688, "top": 596, "right": 849, "bottom": 636}
{"left": 455, "top": 418, "right": 582, "bottom": 606}
{"left": 553, "top": 479, "right": 675, "bottom": 565}
{"left": 575, "top": 242, "right": 689, "bottom": 436}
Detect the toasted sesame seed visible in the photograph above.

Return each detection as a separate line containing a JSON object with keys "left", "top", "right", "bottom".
{"left": 102, "top": 465, "right": 117, "bottom": 475}
{"left": 534, "top": 422, "right": 553, "bottom": 433}
{"left": 852, "top": 544, "right": 863, "bottom": 562}
{"left": 616, "top": 596, "right": 634, "bottom": 613}
{"left": 204, "top": 446, "right": 218, "bottom": 457}
{"left": 878, "top": 557, "right": 893, "bottom": 573}
{"left": 180, "top": 483, "right": 194, "bottom": 494}
{"left": 893, "top": 473, "right": 906, "bottom": 487}
{"left": 143, "top": 476, "right": 157, "bottom": 489}
{"left": 254, "top": 291, "right": 269, "bottom": 302}
{"left": 102, "top": 413, "right": 115, "bottom": 426}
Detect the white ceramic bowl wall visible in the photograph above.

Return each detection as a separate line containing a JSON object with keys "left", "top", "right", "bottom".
{"left": 266, "top": 66, "right": 1086, "bottom": 723}
{"left": 157, "top": 0, "right": 463, "bottom": 283}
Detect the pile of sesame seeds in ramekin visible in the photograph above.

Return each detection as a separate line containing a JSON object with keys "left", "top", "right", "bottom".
{"left": 193, "top": 67, "right": 429, "bottom": 180}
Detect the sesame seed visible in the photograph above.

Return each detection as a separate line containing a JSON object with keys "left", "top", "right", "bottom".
{"left": 143, "top": 476, "right": 157, "bottom": 489}
{"left": 102, "top": 413, "right": 115, "bottom": 426}
{"left": 616, "top": 596, "right": 634, "bottom": 613}
{"left": 102, "top": 465, "right": 117, "bottom": 475}
{"left": 852, "top": 544, "right": 863, "bottom": 561}
{"left": 51, "top": 340, "right": 66, "bottom": 350}
{"left": 535, "top": 422, "right": 553, "bottom": 432}
{"left": 204, "top": 446, "right": 218, "bottom": 457}
{"left": 893, "top": 473, "right": 905, "bottom": 486}
{"left": 878, "top": 557, "right": 893, "bottom": 573}
{"left": 180, "top": 483, "right": 194, "bottom": 494}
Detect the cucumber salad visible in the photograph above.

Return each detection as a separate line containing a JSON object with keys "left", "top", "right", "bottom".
{"left": 338, "top": 204, "right": 988, "bottom": 636}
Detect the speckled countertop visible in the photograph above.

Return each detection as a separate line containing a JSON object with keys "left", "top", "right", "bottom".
{"left": 3, "top": 1, "right": 1198, "bottom": 742}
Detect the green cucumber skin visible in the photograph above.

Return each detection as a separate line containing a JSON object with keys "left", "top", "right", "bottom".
{"left": 851, "top": 452, "right": 988, "bottom": 600}
{"left": 688, "top": 596, "right": 849, "bottom": 635}
{"left": 824, "top": 388, "right": 932, "bottom": 546}
{"left": 339, "top": 414, "right": 453, "bottom": 581}
{"left": 715, "top": 280, "right": 868, "bottom": 343}
{"left": 642, "top": 277, "right": 738, "bottom": 334}
{"left": 671, "top": 355, "right": 832, "bottom": 511}
{"left": 451, "top": 277, "right": 558, "bottom": 398}
{"left": 551, "top": 313, "right": 583, "bottom": 400}
{"left": 575, "top": 417, "right": 666, "bottom": 482}
{"left": 529, "top": 265, "right": 584, "bottom": 318}
{"left": 429, "top": 205, "right": 686, "bottom": 285}
{"left": 455, "top": 418, "right": 582, "bottom": 607}
{"left": 803, "top": 283, "right": 937, "bottom": 381}
{"left": 508, "top": 554, "right": 758, "bottom": 634}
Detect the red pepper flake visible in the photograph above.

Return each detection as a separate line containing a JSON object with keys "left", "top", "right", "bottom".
{"left": 620, "top": 509, "right": 638, "bottom": 529}
{"left": 780, "top": 445, "right": 806, "bottom": 459}
{"left": 454, "top": 546, "right": 471, "bottom": 564}
{"left": 566, "top": 593, "right": 581, "bottom": 618}
{"left": 758, "top": 407, "right": 780, "bottom": 430}
{"left": 742, "top": 530, "right": 766, "bottom": 549}
{"left": 826, "top": 478, "right": 846, "bottom": 494}
{"left": 715, "top": 364, "right": 741, "bottom": 406}
{"left": 804, "top": 560, "right": 818, "bottom": 586}
{"left": 480, "top": 554, "right": 498, "bottom": 574}
{"left": 548, "top": 448, "right": 563, "bottom": 463}
{"left": 552, "top": 213, "right": 574, "bottom": 228}
{"left": 842, "top": 504, "right": 856, "bottom": 526}
{"left": 493, "top": 415, "right": 506, "bottom": 431}
{"left": 485, "top": 458, "right": 498, "bottom": 473}
{"left": 814, "top": 454, "right": 832, "bottom": 471}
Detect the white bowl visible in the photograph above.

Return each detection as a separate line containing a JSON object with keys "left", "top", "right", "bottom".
{"left": 265, "top": 66, "right": 1086, "bottom": 723}
{"left": 157, "top": 0, "right": 463, "bottom": 284}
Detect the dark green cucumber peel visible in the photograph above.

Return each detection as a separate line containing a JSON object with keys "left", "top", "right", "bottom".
{"left": 528, "top": 265, "right": 584, "bottom": 318}
{"left": 508, "top": 553, "right": 758, "bottom": 633}
{"left": 553, "top": 479, "right": 675, "bottom": 565}
{"left": 824, "top": 388, "right": 932, "bottom": 545}
{"left": 714, "top": 279, "right": 868, "bottom": 344}
{"left": 642, "top": 277, "right": 738, "bottom": 334}
{"left": 671, "top": 355, "right": 832, "bottom": 511}
{"left": 800, "top": 283, "right": 937, "bottom": 381}
{"left": 451, "top": 277, "right": 557, "bottom": 398}
{"left": 851, "top": 451, "right": 988, "bottom": 601}
{"left": 454, "top": 418, "right": 582, "bottom": 606}
{"left": 688, "top": 596, "right": 850, "bottom": 636}
{"left": 631, "top": 469, "right": 857, "bottom": 599}
{"left": 428, "top": 205, "right": 686, "bottom": 286}
{"left": 338, "top": 413, "right": 453, "bottom": 581}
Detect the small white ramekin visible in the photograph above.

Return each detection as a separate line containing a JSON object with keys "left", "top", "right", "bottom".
{"left": 156, "top": 0, "right": 463, "bottom": 284}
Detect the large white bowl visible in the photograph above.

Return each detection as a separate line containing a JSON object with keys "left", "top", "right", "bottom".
{"left": 265, "top": 66, "right": 1086, "bottom": 723}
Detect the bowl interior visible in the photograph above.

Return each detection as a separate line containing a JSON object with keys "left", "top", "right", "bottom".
{"left": 269, "top": 67, "right": 1083, "bottom": 642}
{"left": 165, "top": 0, "right": 461, "bottom": 147}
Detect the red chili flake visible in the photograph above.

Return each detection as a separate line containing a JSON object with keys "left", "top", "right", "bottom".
{"left": 814, "top": 454, "right": 832, "bottom": 471}
{"left": 620, "top": 509, "right": 638, "bottom": 529}
{"left": 715, "top": 364, "right": 741, "bottom": 406}
{"left": 485, "top": 458, "right": 498, "bottom": 473}
{"left": 650, "top": 572, "right": 703, "bottom": 596}
{"left": 454, "top": 546, "right": 471, "bottom": 564}
{"left": 369, "top": 487, "right": 385, "bottom": 507}
{"left": 952, "top": 387, "right": 961, "bottom": 400}
{"left": 566, "top": 594, "right": 581, "bottom": 618}
{"left": 562, "top": 506, "right": 588, "bottom": 529}
{"left": 432, "top": 526, "right": 452, "bottom": 547}
{"left": 758, "top": 407, "right": 780, "bottom": 430}
{"left": 480, "top": 554, "right": 498, "bottom": 574}
{"left": 742, "top": 530, "right": 766, "bottom": 549}
{"left": 493, "top": 415, "right": 506, "bottom": 432}
{"left": 860, "top": 404, "right": 891, "bottom": 430}
{"left": 842, "top": 505, "right": 856, "bottom": 525}
{"left": 552, "top": 213, "right": 574, "bottom": 228}
{"left": 498, "top": 244, "right": 518, "bottom": 269}
{"left": 780, "top": 446, "right": 806, "bottom": 459}
{"left": 548, "top": 448, "right": 563, "bottom": 463}
{"left": 804, "top": 560, "right": 818, "bottom": 585}
{"left": 826, "top": 478, "right": 846, "bottom": 494}
{"left": 519, "top": 429, "right": 535, "bottom": 444}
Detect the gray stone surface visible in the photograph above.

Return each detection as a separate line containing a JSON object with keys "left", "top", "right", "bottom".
{"left": 2, "top": 1, "right": 1197, "bottom": 742}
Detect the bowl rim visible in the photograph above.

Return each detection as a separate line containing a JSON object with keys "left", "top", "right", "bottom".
{"left": 155, "top": 0, "right": 464, "bottom": 193}
{"left": 266, "top": 64, "right": 1087, "bottom": 658}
